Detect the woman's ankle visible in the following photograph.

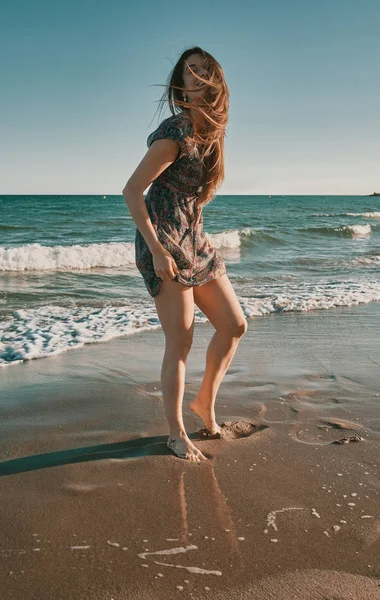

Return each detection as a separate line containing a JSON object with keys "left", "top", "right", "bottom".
{"left": 169, "top": 428, "right": 187, "bottom": 439}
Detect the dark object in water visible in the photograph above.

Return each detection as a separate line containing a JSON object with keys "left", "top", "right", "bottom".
{"left": 368, "top": 192, "right": 380, "bottom": 196}
{"left": 332, "top": 435, "right": 364, "bottom": 444}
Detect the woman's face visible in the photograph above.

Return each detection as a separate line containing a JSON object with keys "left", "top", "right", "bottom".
{"left": 182, "top": 53, "right": 209, "bottom": 103}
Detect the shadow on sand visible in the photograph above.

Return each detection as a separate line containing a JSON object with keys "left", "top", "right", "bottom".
{"left": 0, "top": 421, "right": 266, "bottom": 477}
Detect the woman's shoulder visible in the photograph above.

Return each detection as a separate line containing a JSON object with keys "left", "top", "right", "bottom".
{"left": 159, "top": 111, "right": 192, "bottom": 132}
{"left": 147, "top": 112, "right": 194, "bottom": 157}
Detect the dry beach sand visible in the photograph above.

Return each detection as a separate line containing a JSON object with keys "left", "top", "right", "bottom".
{"left": 1, "top": 302, "right": 380, "bottom": 599}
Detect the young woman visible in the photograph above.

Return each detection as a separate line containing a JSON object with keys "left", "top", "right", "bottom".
{"left": 122, "top": 47, "right": 247, "bottom": 462}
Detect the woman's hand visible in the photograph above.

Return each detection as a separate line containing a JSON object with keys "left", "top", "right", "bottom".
{"left": 152, "top": 248, "right": 179, "bottom": 281}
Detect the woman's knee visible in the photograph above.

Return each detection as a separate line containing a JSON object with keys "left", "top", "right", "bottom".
{"left": 164, "top": 331, "right": 193, "bottom": 358}
{"left": 238, "top": 318, "right": 248, "bottom": 337}
{"left": 193, "top": 275, "right": 248, "bottom": 340}
{"left": 221, "top": 318, "right": 248, "bottom": 339}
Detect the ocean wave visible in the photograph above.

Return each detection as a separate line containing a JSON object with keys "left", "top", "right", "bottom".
{"left": 345, "top": 212, "right": 380, "bottom": 219}
{"left": 313, "top": 212, "right": 380, "bottom": 219}
{"left": 352, "top": 253, "right": 380, "bottom": 266}
{"left": 300, "top": 224, "right": 372, "bottom": 238}
{"left": 0, "top": 229, "right": 255, "bottom": 273}
{"left": 0, "top": 224, "right": 37, "bottom": 231}
{"left": 0, "top": 303, "right": 208, "bottom": 366}
{"left": 209, "top": 227, "right": 285, "bottom": 248}
{"left": 338, "top": 224, "right": 372, "bottom": 238}
{"left": 312, "top": 213, "right": 346, "bottom": 217}
{"left": 2, "top": 278, "right": 380, "bottom": 365}
{"left": 0, "top": 242, "right": 136, "bottom": 272}
{"left": 239, "top": 279, "right": 380, "bottom": 317}
{"left": 206, "top": 229, "right": 241, "bottom": 249}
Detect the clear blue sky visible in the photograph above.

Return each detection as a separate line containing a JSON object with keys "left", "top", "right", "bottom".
{"left": 1, "top": 0, "right": 379, "bottom": 195}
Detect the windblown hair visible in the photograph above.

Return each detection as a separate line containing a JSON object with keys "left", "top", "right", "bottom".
{"left": 155, "top": 47, "right": 229, "bottom": 208}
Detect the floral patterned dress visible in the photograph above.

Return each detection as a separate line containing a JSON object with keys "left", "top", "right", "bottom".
{"left": 135, "top": 111, "right": 226, "bottom": 298}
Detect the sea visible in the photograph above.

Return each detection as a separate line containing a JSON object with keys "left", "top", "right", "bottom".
{"left": 1, "top": 194, "right": 379, "bottom": 367}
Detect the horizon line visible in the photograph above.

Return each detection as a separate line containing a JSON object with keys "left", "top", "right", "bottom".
{"left": 1, "top": 193, "right": 379, "bottom": 197}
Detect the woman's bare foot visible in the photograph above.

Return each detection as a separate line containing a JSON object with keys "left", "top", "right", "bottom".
{"left": 189, "top": 399, "right": 221, "bottom": 436}
{"left": 167, "top": 434, "right": 207, "bottom": 461}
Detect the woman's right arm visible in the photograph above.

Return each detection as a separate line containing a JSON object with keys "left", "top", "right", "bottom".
{"left": 122, "top": 137, "right": 181, "bottom": 281}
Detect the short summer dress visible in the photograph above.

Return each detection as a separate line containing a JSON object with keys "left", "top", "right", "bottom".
{"left": 135, "top": 111, "right": 226, "bottom": 298}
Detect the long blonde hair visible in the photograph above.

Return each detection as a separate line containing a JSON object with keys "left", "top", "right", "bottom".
{"left": 155, "top": 47, "right": 229, "bottom": 208}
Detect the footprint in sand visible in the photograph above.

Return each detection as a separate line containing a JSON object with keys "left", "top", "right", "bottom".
{"left": 321, "top": 418, "right": 363, "bottom": 431}
{"left": 199, "top": 420, "right": 262, "bottom": 440}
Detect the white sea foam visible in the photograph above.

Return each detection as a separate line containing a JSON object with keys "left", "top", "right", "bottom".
{"left": 345, "top": 212, "right": 380, "bottom": 219}
{"left": 334, "top": 224, "right": 371, "bottom": 238}
{"left": 266, "top": 507, "right": 308, "bottom": 534}
{"left": 353, "top": 254, "right": 380, "bottom": 266}
{"left": 0, "top": 242, "right": 136, "bottom": 272}
{"left": 153, "top": 560, "right": 222, "bottom": 576}
{"left": 2, "top": 277, "right": 380, "bottom": 366}
{"left": 207, "top": 229, "right": 242, "bottom": 249}
{"left": 2, "top": 274, "right": 380, "bottom": 366}
{"left": 0, "top": 303, "right": 208, "bottom": 366}
{"left": 0, "top": 229, "right": 250, "bottom": 273}
{"left": 318, "top": 212, "right": 380, "bottom": 219}
{"left": 313, "top": 213, "right": 340, "bottom": 217}
{"left": 138, "top": 544, "right": 198, "bottom": 560}
{"left": 239, "top": 279, "right": 380, "bottom": 317}
{"left": 0, "top": 303, "right": 160, "bottom": 366}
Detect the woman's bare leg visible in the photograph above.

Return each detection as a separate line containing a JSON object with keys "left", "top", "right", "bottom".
{"left": 191, "top": 274, "right": 247, "bottom": 434}
{"left": 154, "top": 279, "right": 207, "bottom": 461}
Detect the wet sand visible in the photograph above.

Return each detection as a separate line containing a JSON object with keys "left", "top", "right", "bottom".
{"left": 1, "top": 302, "right": 380, "bottom": 599}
